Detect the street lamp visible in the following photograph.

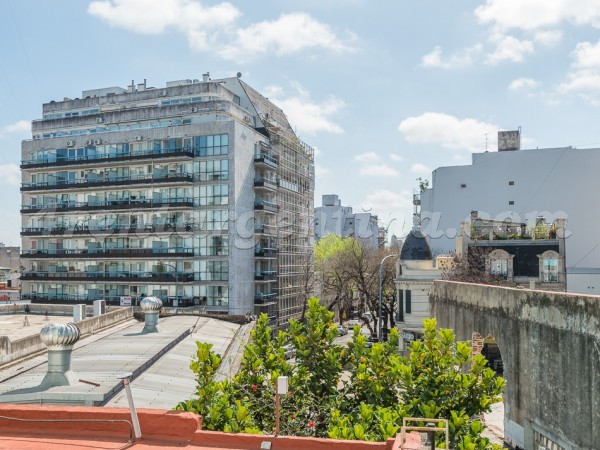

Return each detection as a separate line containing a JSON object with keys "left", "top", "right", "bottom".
{"left": 159, "top": 262, "right": 179, "bottom": 306}
{"left": 378, "top": 253, "right": 398, "bottom": 342}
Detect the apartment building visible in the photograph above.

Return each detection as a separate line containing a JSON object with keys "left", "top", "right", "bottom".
{"left": 20, "top": 74, "right": 314, "bottom": 326}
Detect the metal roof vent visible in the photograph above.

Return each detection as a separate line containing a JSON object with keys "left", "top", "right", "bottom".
{"left": 140, "top": 297, "right": 163, "bottom": 333}
{"left": 39, "top": 323, "right": 80, "bottom": 388}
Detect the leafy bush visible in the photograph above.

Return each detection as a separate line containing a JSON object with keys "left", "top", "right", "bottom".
{"left": 176, "top": 298, "right": 505, "bottom": 448}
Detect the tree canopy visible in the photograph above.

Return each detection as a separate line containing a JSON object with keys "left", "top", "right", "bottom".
{"left": 176, "top": 298, "right": 505, "bottom": 449}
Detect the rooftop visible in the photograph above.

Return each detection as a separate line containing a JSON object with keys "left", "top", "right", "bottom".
{"left": 0, "top": 404, "right": 422, "bottom": 450}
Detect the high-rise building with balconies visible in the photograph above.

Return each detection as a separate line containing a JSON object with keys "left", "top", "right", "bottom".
{"left": 20, "top": 74, "right": 314, "bottom": 326}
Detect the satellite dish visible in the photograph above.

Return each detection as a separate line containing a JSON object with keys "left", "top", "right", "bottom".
{"left": 237, "top": 72, "right": 242, "bottom": 78}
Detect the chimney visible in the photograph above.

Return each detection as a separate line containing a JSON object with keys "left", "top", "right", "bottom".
{"left": 202, "top": 72, "right": 210, "bottom": 82}
{"left": 39, "top": 323, "right": 80, "bottom": 388}
{"left": 140, "top": 297, "right": 163, "bottom": 333}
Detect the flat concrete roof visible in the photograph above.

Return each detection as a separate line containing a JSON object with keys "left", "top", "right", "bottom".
{"left": 0, "top": 316, "right": 242, "bottom": 407}
{"left": 0, "top": 314, "right": 73, "bottom": 340}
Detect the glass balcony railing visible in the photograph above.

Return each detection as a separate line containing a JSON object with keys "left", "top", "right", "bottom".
{"left": 22, "top": 292, "right": 196, "bottom": 306}
{"left": 253, "top": 152, "right": 278, "bottom": 168}
{"left": 21, "top": 247, "right": 194, "bottom": 258}
{"left": 253, "top": 176, "right": 278, "bottom": 190}
{"left": 21, "top": 197, "right": 194, "bottom": 213}
{"left": 21, "top": 222, "right": 197, "bottom": 236}
{"left": 21, "top": 172, "right": 194, "bottom": 191}
{"left": 21, "top": 271, "right": 196, "bottom": 282}
{"left": 254, "top": 199, "right": 278, "bottom": 213}
{"left": 254, "top": 292, "right": 277, "bottom": 304}
{"left": 21, "top": 146, "right": 195, "bottom": 168}
{"left": 255, "top": 247, "right": 277, "bottom": 258}
{"left": 255, "top": 270, "right": 277, "bottom": 281}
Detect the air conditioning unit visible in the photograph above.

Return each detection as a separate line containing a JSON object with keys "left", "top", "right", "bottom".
{"left": 66, "top": 140, "right": 75, "bottom": 147}
{"left": 135, "top": 135, "right": 143, "bottom": 141}
{"left": 93, "top": 139, "right": 102, "bottom": 145}
{"left": 85, "top": 139, "right": 93, "bottom": 146}
{"left": 96, "top": 117, "right": 103, "bottom": 123}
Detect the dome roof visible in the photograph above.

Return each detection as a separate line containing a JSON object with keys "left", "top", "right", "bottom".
{"left": 400, "top": 230, "right": 432, "bottom": 261}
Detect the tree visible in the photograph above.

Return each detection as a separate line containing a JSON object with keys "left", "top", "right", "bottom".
{"left": 315, "top": 235, "right": 356, "bottom": 322}
{"left": 176, "top": 299, "right": 505, "bottom": 448}
{"left": 441, "top": 248, "right": 509, "bottom": 286}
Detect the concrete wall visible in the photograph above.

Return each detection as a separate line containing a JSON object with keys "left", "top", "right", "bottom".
{"left": 0, "top": 307, "right": 133, "bottom": 366}
{"left": 430, "top": 281, "right": 600, "bottom": 449}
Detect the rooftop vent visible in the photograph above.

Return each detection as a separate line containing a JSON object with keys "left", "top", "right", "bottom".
{"left": 140, "top": 297, "right": 163, "bottom": 333}
{"left": 39, "top": 322, "right": 81, "bottom": 388}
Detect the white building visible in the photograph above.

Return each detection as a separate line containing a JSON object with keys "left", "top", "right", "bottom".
{"left": 314, "top": 194, "right": 381, "bottom": 248}
{"left": 421, "top": 140, "right": 600, "bottom": 295}
{"left": 20, "top": 75, "right": 314, "bottom": 326}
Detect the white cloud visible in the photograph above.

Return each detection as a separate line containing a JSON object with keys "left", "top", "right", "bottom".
{"left": 389, "top": 153, "right": 404, "bottom": 162}
{"left": 410, "top": 163, "right": 431, "bottom": 175}
{"left": 362, "top": 189, "right": 412, "bottom": 211}
{"left": 558, "top": 41, "right": 600, "bottom": 103}
{"left": 0, "top": 164, "right": 20, "bottom": 186}
{"left": 508, "top": 77, "right": 538, "bottom": 91}
{"left": 359, "top": 165, "right": 399, "bottom": 177}
{"left": 399, "top": 112, "right": 500, "bottom": 153}
{"left": 217, "top": 13, "right": 355, "bottom": 61}
{"left": 0, "top": 120, "right": 30, "bottom": 137}
{"left": 475, "top": 0, "right": 600, "bottom": 32}
{"left": 534, "top": 29, "right": 562, "bottom": 46}
{"left": 421, "top": 44, "right": 482, "bottom": 69}
{"left": 263, "top": 83, "right": 344, "bottom": 136}
{"left": 88, "top": 0, "right": 240, "bottom": 34}
{"left": 485, "top": 34, "right": 534, "bottom": 65}
{"left": 353, "top": 151, "right": 379, "bottom": 162}
{"left": 88, "top": 1, "right": 354, "bottom": 61}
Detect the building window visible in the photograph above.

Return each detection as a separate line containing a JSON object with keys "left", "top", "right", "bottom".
{"left": 405, "top": 290, "right": 412, "bottom": 314}
{"left": 195, "top": 134, "right": 229, "bottom": 156}
{"left": 198, "top": 159, "right": 228, "bottom": 181}
{"left": 509, "top": 201, "right": 514, "bottom": 205}
{"left": 397, "top": 290, "right": 404, "bottom": 322}
{"left": 460, "top": 183, "right": 467, "bottom": 188}
{"left": 199, "top": 185, "right": 228, "bottom": 206}
{"left": 542, "top": 258, "right": 559, "bottom": 282}
{"left": 508, "top": 181, "right": 514, "bottom": 186}
{"left": 200, "top": 260, "right": 229, "bottom": 281}
{"left": 490, "top": 258, "right": 508, "bottom": 277}
{"left": 198, "top": 235, "right": 228, "bottom": 256}
{"left": 199, "top": 210, "right": 228, "bottom": 231}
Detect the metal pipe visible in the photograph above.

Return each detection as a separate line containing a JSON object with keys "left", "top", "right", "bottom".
{"left": 118, "top": 372, "right": 141, "bottom": 440}
{"left": 378, "top": 254, "right": 398, "bottom": 342}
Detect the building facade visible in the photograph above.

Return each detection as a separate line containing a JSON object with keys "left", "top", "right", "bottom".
{"left": 420, "top": 141, "right": 600, "bottom": 295}
{"left": 314, "top": 194, "right": 381, "bottom": 248}
{"left": 20, "top": 75, "right": 314, "bottom": 326}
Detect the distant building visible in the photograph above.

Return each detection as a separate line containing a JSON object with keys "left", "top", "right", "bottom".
{"left": 395, "top": 229, "right": 442, "bottom": 352}
{"left": 20, "top": 75, "right": 314, "bottom": 327}
{"left": 314, "top": 194, "right": 380, "bottom": 248}
{"left": 458, "top": 212, "right": 566, "bottom": 291}
{"left": 421, "top": 135, "right": 600, "bottom": 294}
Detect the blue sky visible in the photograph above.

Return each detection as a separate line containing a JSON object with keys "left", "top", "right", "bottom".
{"left": 2, "top": 0, "right": 600, "bottom": 245}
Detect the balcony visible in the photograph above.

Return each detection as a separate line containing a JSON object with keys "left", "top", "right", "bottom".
{"left": 21, "top": 173, "right": 194, "bottom": 192}
{"left": 254, "top": 199, "right": 278, "bottom": 213}
{"left": 21, "top": 271, "right": 196, "bottom": 282}
{"left": 21, "top": 247, "right": 194, "bottom": 259}
{"left": 255, "top": 270, "right": 277, "bottom": 281}
{"left": 253, "top": 152, "right": 278, "bottom": 169}
{"left": 254, "top": 292, "right": 277, "bottom": 304}
{"left": 255, "top": 247, "right": 277, "bottom": 258}
{"left": 254, "top": 223, "right": 276, "bottom": 235}
{"left": 21, "top": 197, "right": 194, "bottom": 214}
{"left": 253, "top": 176, "right": 278, "bottom": 191}
{"left": 22, "top": 292, "right": 196, "bottom": 306}
{"left": 21, "top": 222, "right": 197, "bottom": 236}
{"left": 21, "top": 146, "right": 195, "bottom": 169}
